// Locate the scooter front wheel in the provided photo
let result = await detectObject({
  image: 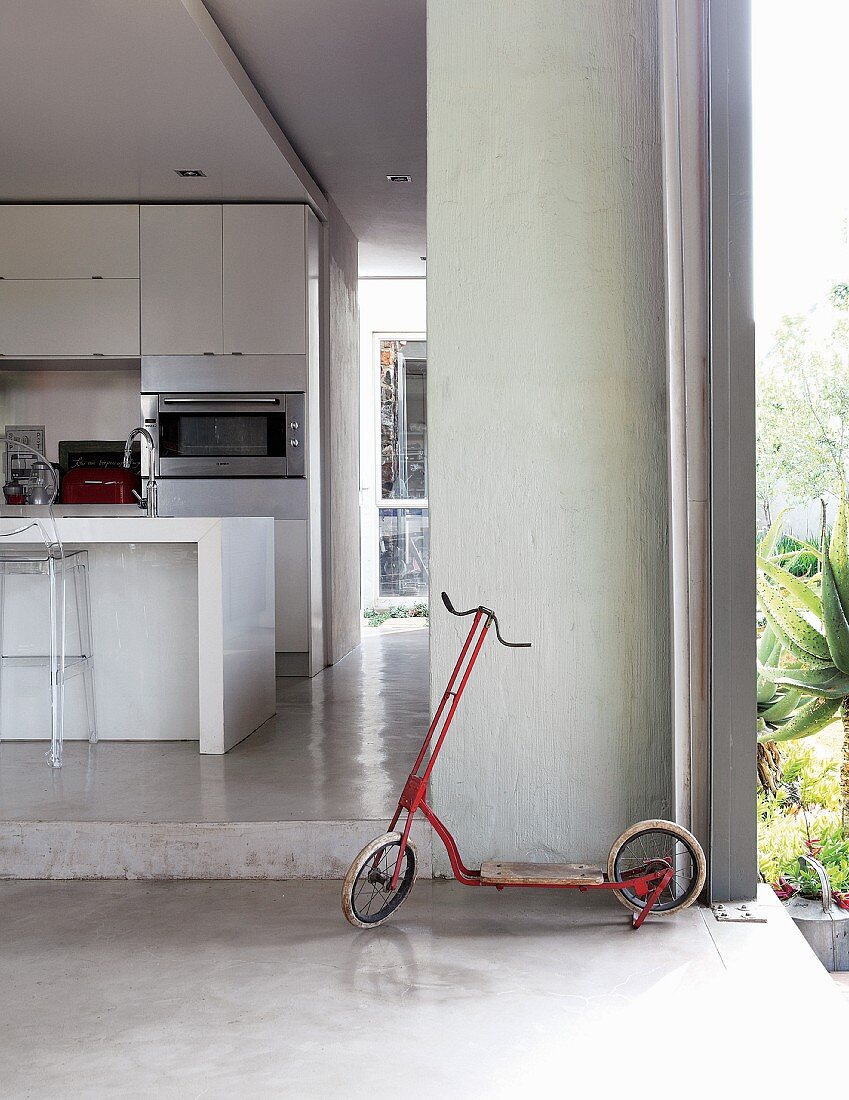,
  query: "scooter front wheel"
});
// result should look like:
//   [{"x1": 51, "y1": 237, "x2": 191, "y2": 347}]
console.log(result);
[
  {"x1": 342, "y1": 832, "x2": 418, "y2": 929},
  {"x1": 607, "y1": 819, "x2": 706, "y2": 917}
]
